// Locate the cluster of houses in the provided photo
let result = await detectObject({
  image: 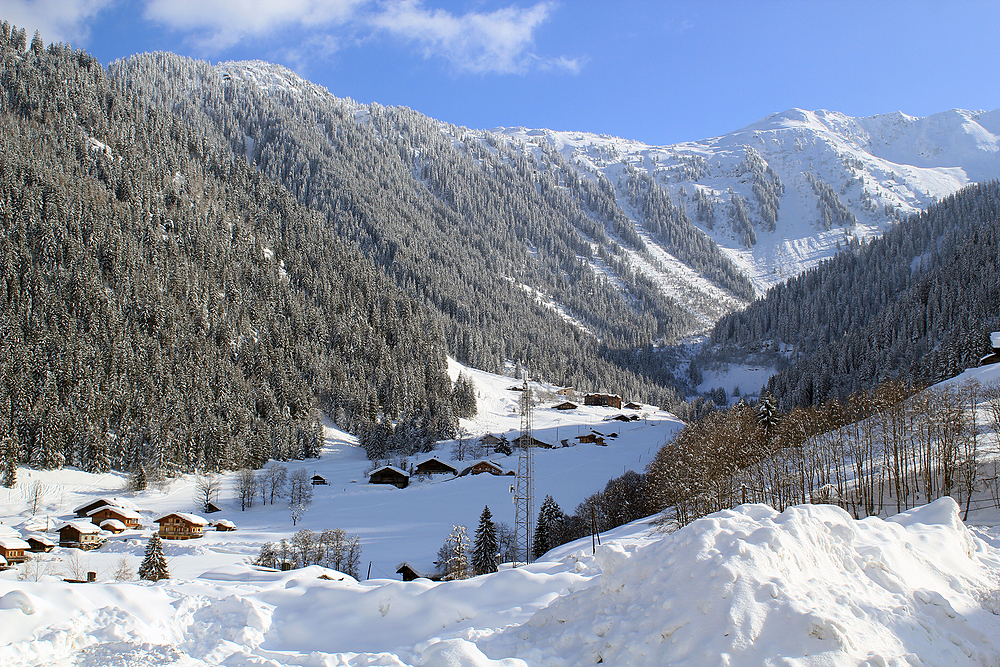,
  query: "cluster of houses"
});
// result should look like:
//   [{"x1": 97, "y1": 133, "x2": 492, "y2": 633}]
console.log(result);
[{"x1": 0, "y1": 496, "x2": 239, "y2": 571}]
